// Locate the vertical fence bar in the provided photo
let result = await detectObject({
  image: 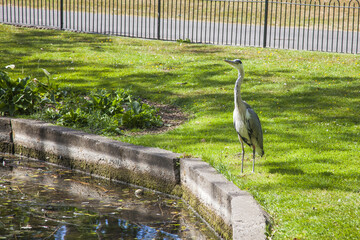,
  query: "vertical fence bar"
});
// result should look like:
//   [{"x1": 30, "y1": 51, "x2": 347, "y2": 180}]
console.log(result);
[
  {"x1": 356, "y1": 3, "x2": 360, "y2": 54},
  {"x1": 162, "y1": 0, "x2": 165, "y2": 39},
  {"x1": 18, "y1": 0, "x2": 21, "y2": 24},
  {"x1": 170, "y1": 0, "x2": 173, "y2": 39},
  {"x1": 41, "y1": 0, "x2": 43, "y2": 26},
  {"x1": 157, "y1": 0, "x2": 161, "y2": 39},
  {"x1": 14, "y1": 0, "x2": 16, "y2": 23},
  {"x1": 121, "y1": 0, "x2": 125, "y2": 36},
  {"x1": 263, "y1": 0, "x2": 269, "y2": 48},
  {"x1": 81, "y1": 0, "x2": 84, "y2": 32},
  {"x1": 215, "y1": 0, "x2": 218, "y2": 44},
  {"x1": 41, "y1": 1, "x2": 49, "y2": 26},
  {"x1": 351, "y1": 2, "x2": 355, "y2": 53},
  {"x1": 219, "y1": 0, "x2": 222, "y2": 44},
  {"x1": 196, "y1": 0, "x2": 199, "y2": 42},
  {"x1": 23, "y1": 0, "x2": 26, "y2": 25},
  {"x1": 5, "y1": 0, "x2": 7, "y2": 23},
  {"x1": 235, "y1": 0, "x2": 239, "y2": 45},
  {"x1": 223, "y1": 0, "x2": 226, "y2": 45},
  {"x1": 64, "y1": 0, "x2": 66, "y2": 29},
  {"x1": 230, "y1": 0, "x2": 234, "y2": 45},
  {"x1": 283, "y1": 0, "x2": 288, "y2": 49},
  {"x1": 306, "y1": 1, "x2": 311, "y2": 51},
  {"x1": 60, "y1": 0, "x2": 63, "y2": 29},
  {"x1": 204, "y1": 0, "x2": 208, "y2": 43},
  {"x1": 104, "y1": 0, "x2": 107, "y2": 34},
  {"x1": 335, "y1": 2, "x2": 340, "y2": 53},
  {"x1": 279, "y1": 1, "x2": 283, "y2": 49},
  {"x1": 136, "y1": 0, "x2": 139, "y2": 37},
  {"x1": 297, "y1": 1, "x2": 301, "y2": 50},
  {"x1": 183, "y1": 0, "x2": 186, "y2": 40},
  {"x1": 244, "y1": 0, "x2": 248, "y2": 45},
  {"x1": 1, "y1": 0, "x2": 3, "y2": 23},
  {"x1": 302, "y1": 1, "x2": 306, "y2": 50},
  {"x1": 131, "y1": 0, "x2": 133, "y2": 37},
  {"x1": 76, "y1": 0, "x2": 79, "y2": 31},
  {"x1": 53, "y1": 0, "x2": 55, "y2": 27},
  {"x1": 345, "y1": 2, "x2": 350, "y2": 53},
  {"x1": 188, "y1": 0, "x2": 190, "y2": 41},
  {"x1": 254, "y1": 0, "x2": 258, "y2": 46}
]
